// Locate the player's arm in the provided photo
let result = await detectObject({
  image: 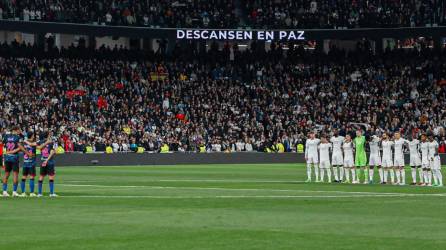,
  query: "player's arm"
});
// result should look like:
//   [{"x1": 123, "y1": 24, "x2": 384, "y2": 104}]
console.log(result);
[
  {"x1": 5, "y1": 148, "x2": 21, "y2": 154},
  {"x1": 17, "y1": 143, "x2": 33, "y2": 157},
  {"x1": 6, "y1": 144, "x2": 22, "y2": 154},
  {"x1": 434, "y1": 143, "x2": 439, "y2": 157},
  {"x1": 404, "y1": 139, "x2": 410, "y2": 152},
  {"x1": 24, "y1": 140, "x2": 38, "y2": 147},
  {"x1": 304, "y1": 140, "x2": 308, "y2": 159},
  {"x1": 36, "y1": 139, "x2": 51, "y2": 150},
  {"x1": 43, "y1": 148, "x2": 56, "y2": 165}
]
